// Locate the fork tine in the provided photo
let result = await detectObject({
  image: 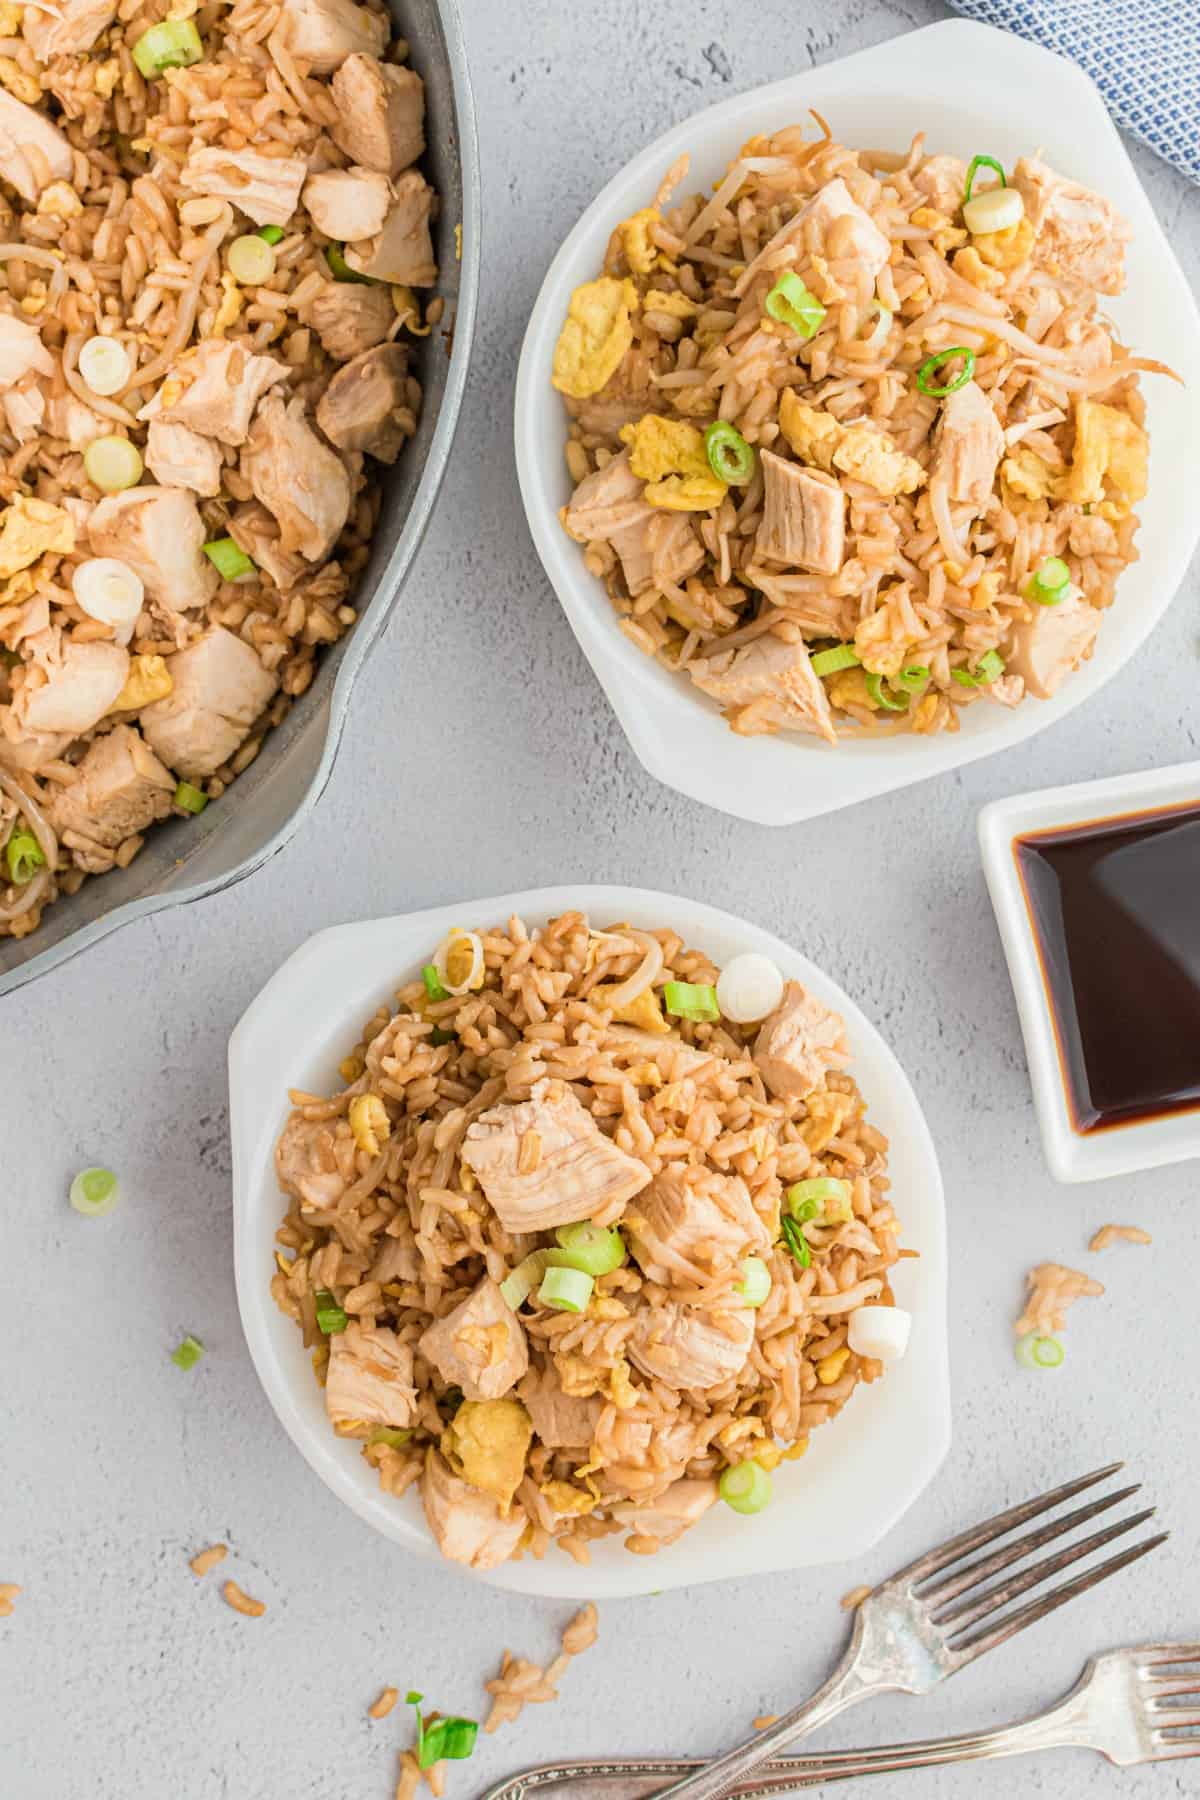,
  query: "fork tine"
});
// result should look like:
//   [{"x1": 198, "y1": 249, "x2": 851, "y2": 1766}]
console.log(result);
[
  {"x1": 950, "y1": 1530, "x2": 1168, "y2": 1663},
  {"x1": 1145, "y1": 1676, "x2": 1200, "y2": 1699},
  {"x1": 937, "y1": 1508, "x2": 1157, "y2": 1630},
  {"x1": 919, "y1": 1484, "x2": 1141, "y2": 1604},
  {"x1": 892, "y1": 1463, "x2": 1125, "y2": 1585},
  {"x1": 1138, "y1": 1644, "x2": 1200, "y2": 1667},
  {"x1": 1150, "y1": 1742, "x2": 1200, "y2": 1762}
]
